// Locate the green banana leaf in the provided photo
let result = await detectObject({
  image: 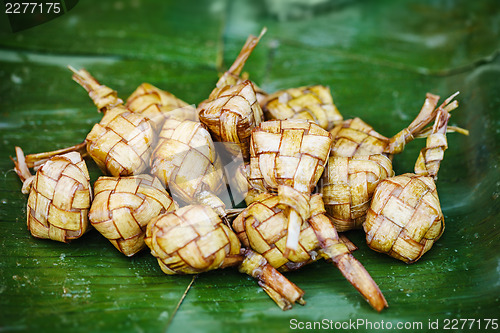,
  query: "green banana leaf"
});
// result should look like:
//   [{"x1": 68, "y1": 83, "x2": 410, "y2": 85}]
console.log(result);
[{"x1": 1, "y1": 0, "x2": 499, "y2": 332}]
